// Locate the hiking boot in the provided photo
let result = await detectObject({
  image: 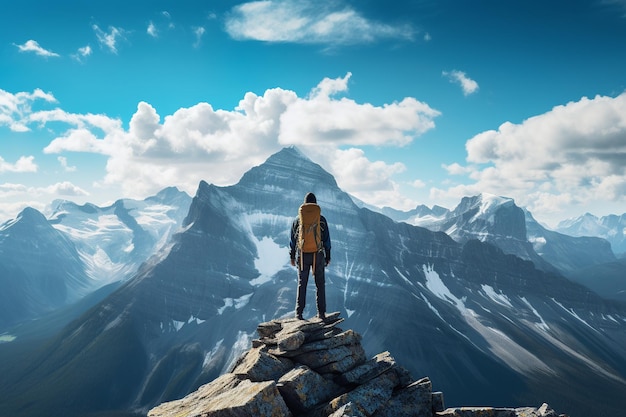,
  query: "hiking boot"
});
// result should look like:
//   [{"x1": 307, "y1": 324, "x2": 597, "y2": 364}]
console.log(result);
[{"x1": 296, "y1": 313, "x2": 304, "y2": 320}]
